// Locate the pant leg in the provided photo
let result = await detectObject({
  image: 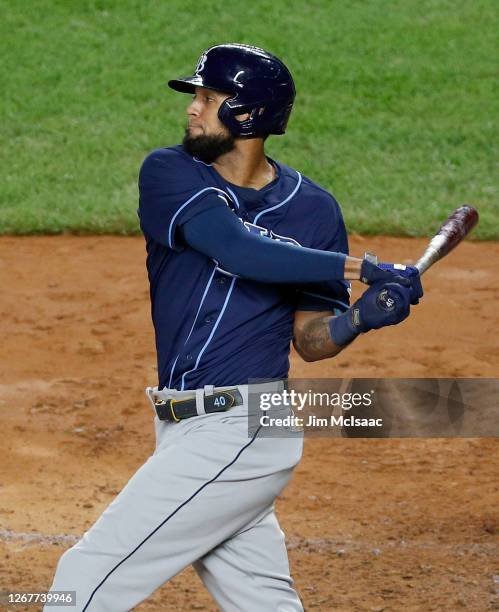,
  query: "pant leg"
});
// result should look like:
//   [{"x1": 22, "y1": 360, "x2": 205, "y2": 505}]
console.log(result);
[
  {"x1": 194, "y1": 505, "x2": 304, "y2": 612},
  {"x1": 46, "y1": 409, "x2": 303, "y2": 611}
]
